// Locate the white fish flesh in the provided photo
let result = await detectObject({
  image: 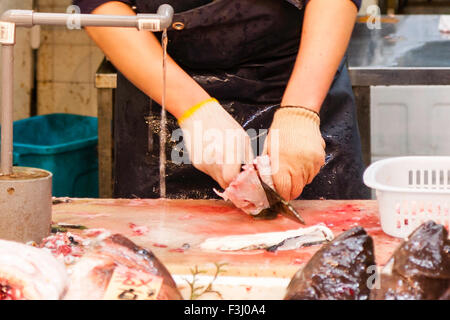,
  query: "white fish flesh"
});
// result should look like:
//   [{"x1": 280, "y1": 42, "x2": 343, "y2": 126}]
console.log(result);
[
  {"x1": 200, "y1": 225, "x2": 334, "y2": 251},
  {"x1": 214, "y1": 155, "x2": 274, "y2": 216},
  {"x1": 0, "y1": 239, "x2": 68, "y2": 300}
]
